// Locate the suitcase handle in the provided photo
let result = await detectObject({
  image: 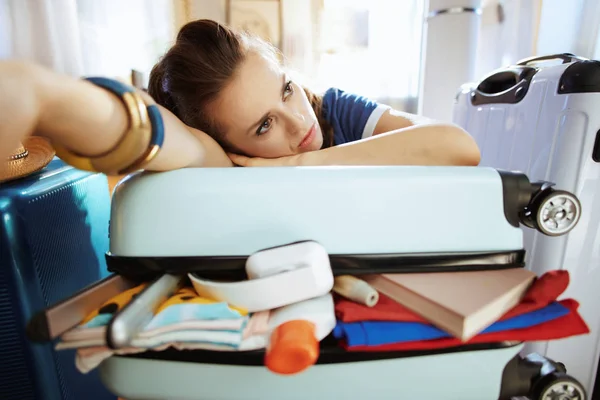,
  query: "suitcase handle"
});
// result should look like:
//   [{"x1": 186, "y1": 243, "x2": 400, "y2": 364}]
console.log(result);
[
  {"x1": 516, "y1": 53, "x2": 586, "y2": 66},
  {"x1": 471, "y1": 67, "x2": 536, "y2": 106}
]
